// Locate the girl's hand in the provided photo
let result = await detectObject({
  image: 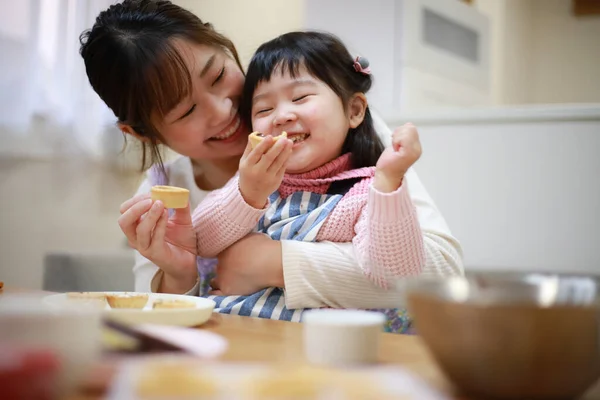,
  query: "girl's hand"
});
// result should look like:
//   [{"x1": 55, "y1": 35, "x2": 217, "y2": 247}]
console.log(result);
[
  {"x1": 118, "y1": 193, "x2": 198, "y2": 287},
  {"x1": 374, "y1": 123, "x2": 422, "y2": 193},
  {"x1": 238, "y1": 136, "x2": 293, "y2": 209}
]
